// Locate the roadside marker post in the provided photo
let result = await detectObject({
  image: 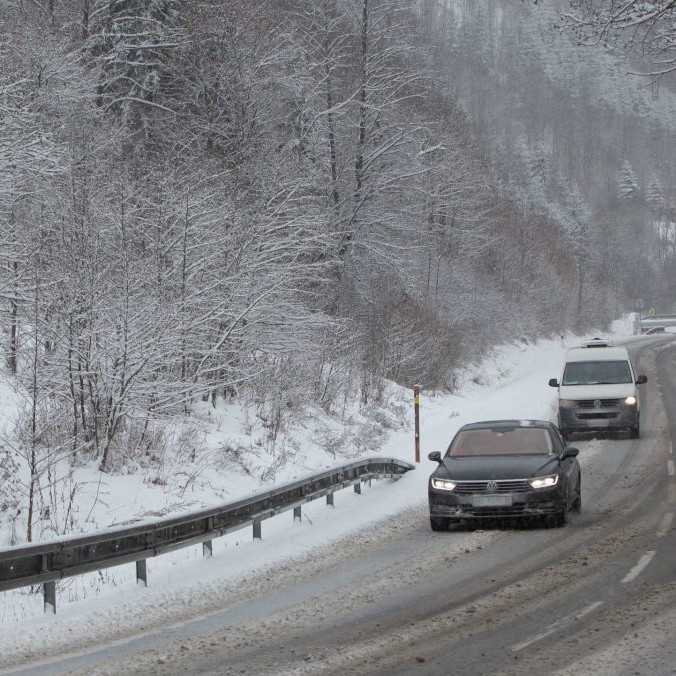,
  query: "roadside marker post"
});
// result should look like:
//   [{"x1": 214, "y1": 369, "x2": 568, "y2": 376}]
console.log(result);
[{"x1": 414, "y1": 384, "x2": 421, "y2": 464}]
